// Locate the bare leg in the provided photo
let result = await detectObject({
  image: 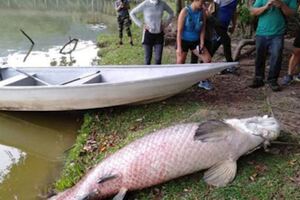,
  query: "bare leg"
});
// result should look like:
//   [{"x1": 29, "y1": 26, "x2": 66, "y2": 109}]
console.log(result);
[
  {"x1": 288, "y1": 48, "x2": 300, "y2": 75},
  {"x1": 176, "y1": 51, "x2": 188, "y2": 64}
]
